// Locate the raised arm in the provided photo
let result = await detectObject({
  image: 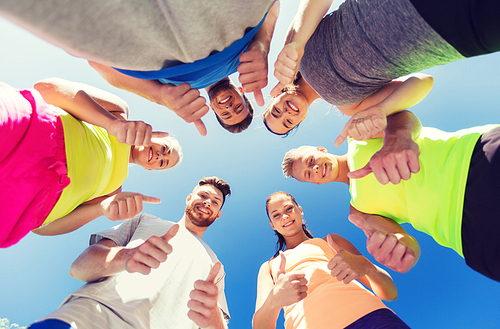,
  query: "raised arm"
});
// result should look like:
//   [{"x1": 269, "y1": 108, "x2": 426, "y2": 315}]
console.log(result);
[
  {"x1": 271, "y1": 0, "x2": 334, "y2": 95},
  {"x1": 88, "y1": 61, "x2": 209, "y2": 136},
  {"x1": 34, "y1": 77, "x2": 154, "y2": 145},
  {"x1": 31, "y1": 192, "x2": 161, "y2": 236},
  {"x1": 69, "y1": 224, "x2": 178, "y2": 282},
  {"x1": 253, "y1": 253, "x2": 308, "y2": 329},
  {"x1": 238, "y1": 1, "x2": 280, "y2": 106},
  {"x1": 348, "y1": 110, "x2": 422, "y2": 184},
  {"x1": 335, "y1": 73, "x2": 433, "y2": 145},
  {"x1": 349, "y1": 206, "x2": 421, "y2": 274},
  {"x1": 325, "y1": 233, "x2": 397, "y2": 301}
]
